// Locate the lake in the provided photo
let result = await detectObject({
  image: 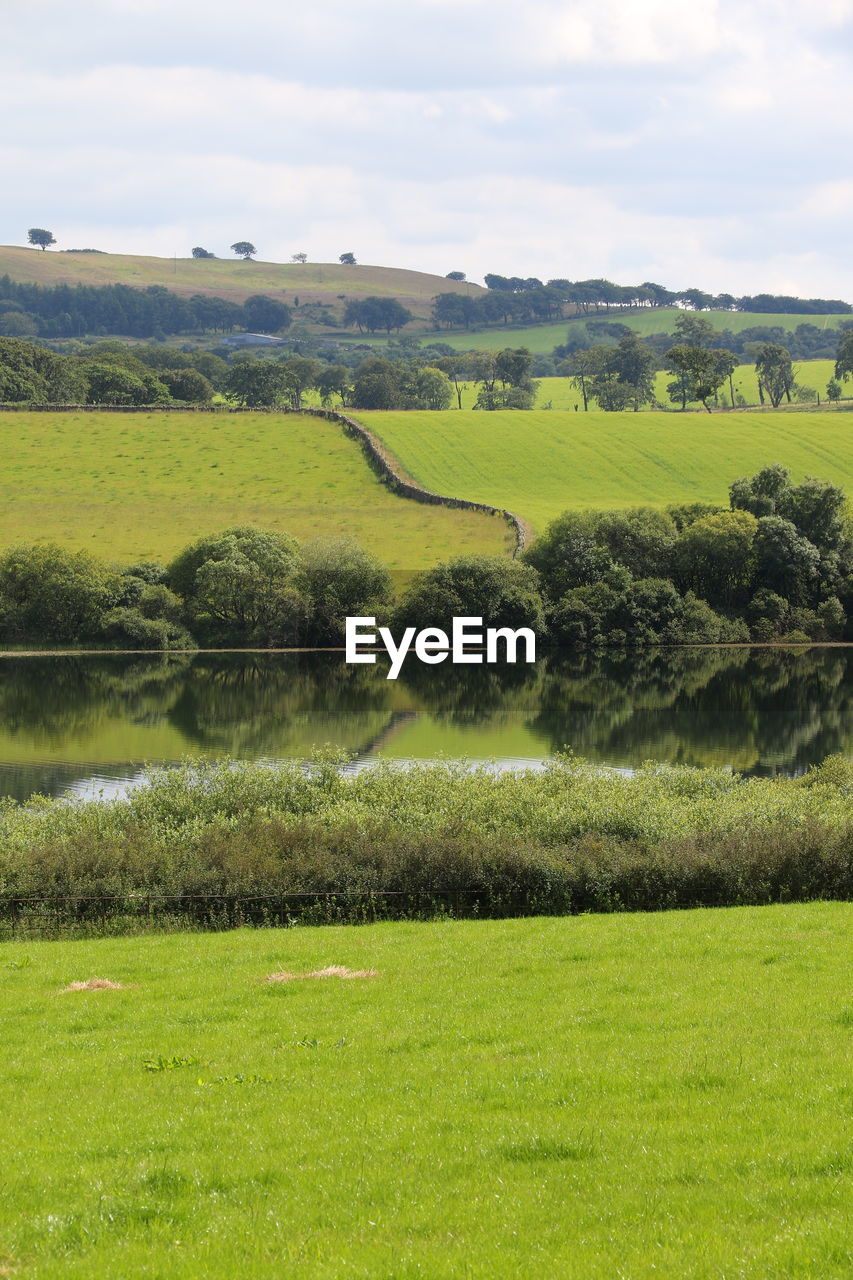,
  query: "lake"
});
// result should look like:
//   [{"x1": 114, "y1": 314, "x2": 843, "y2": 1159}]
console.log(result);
[{"x1": 0, "y1": 647, "x2": 850, "y2": 801}]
